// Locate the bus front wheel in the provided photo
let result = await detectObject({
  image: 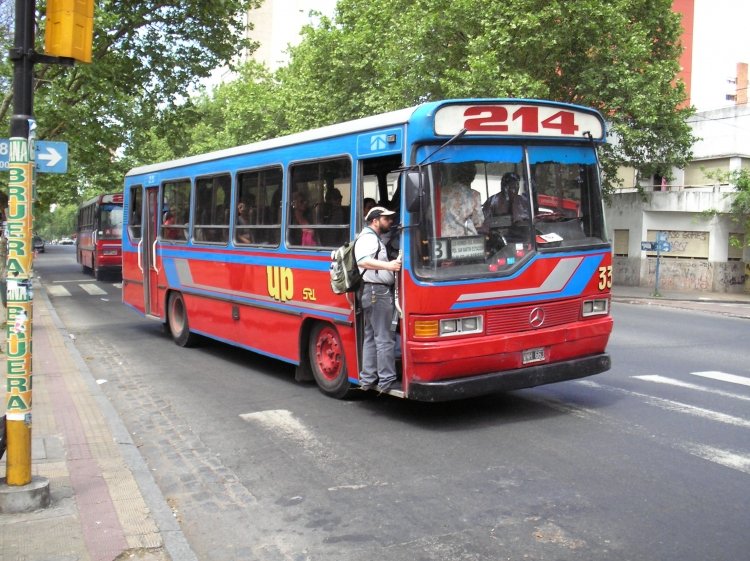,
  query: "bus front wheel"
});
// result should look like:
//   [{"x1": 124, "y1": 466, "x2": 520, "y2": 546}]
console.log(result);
[
  {"x1": 308, "y1": 323, "x2": 352, "y2": 399},
  {"x1": 167, "y1": 292, "x2": 199, "y2": 348}
]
